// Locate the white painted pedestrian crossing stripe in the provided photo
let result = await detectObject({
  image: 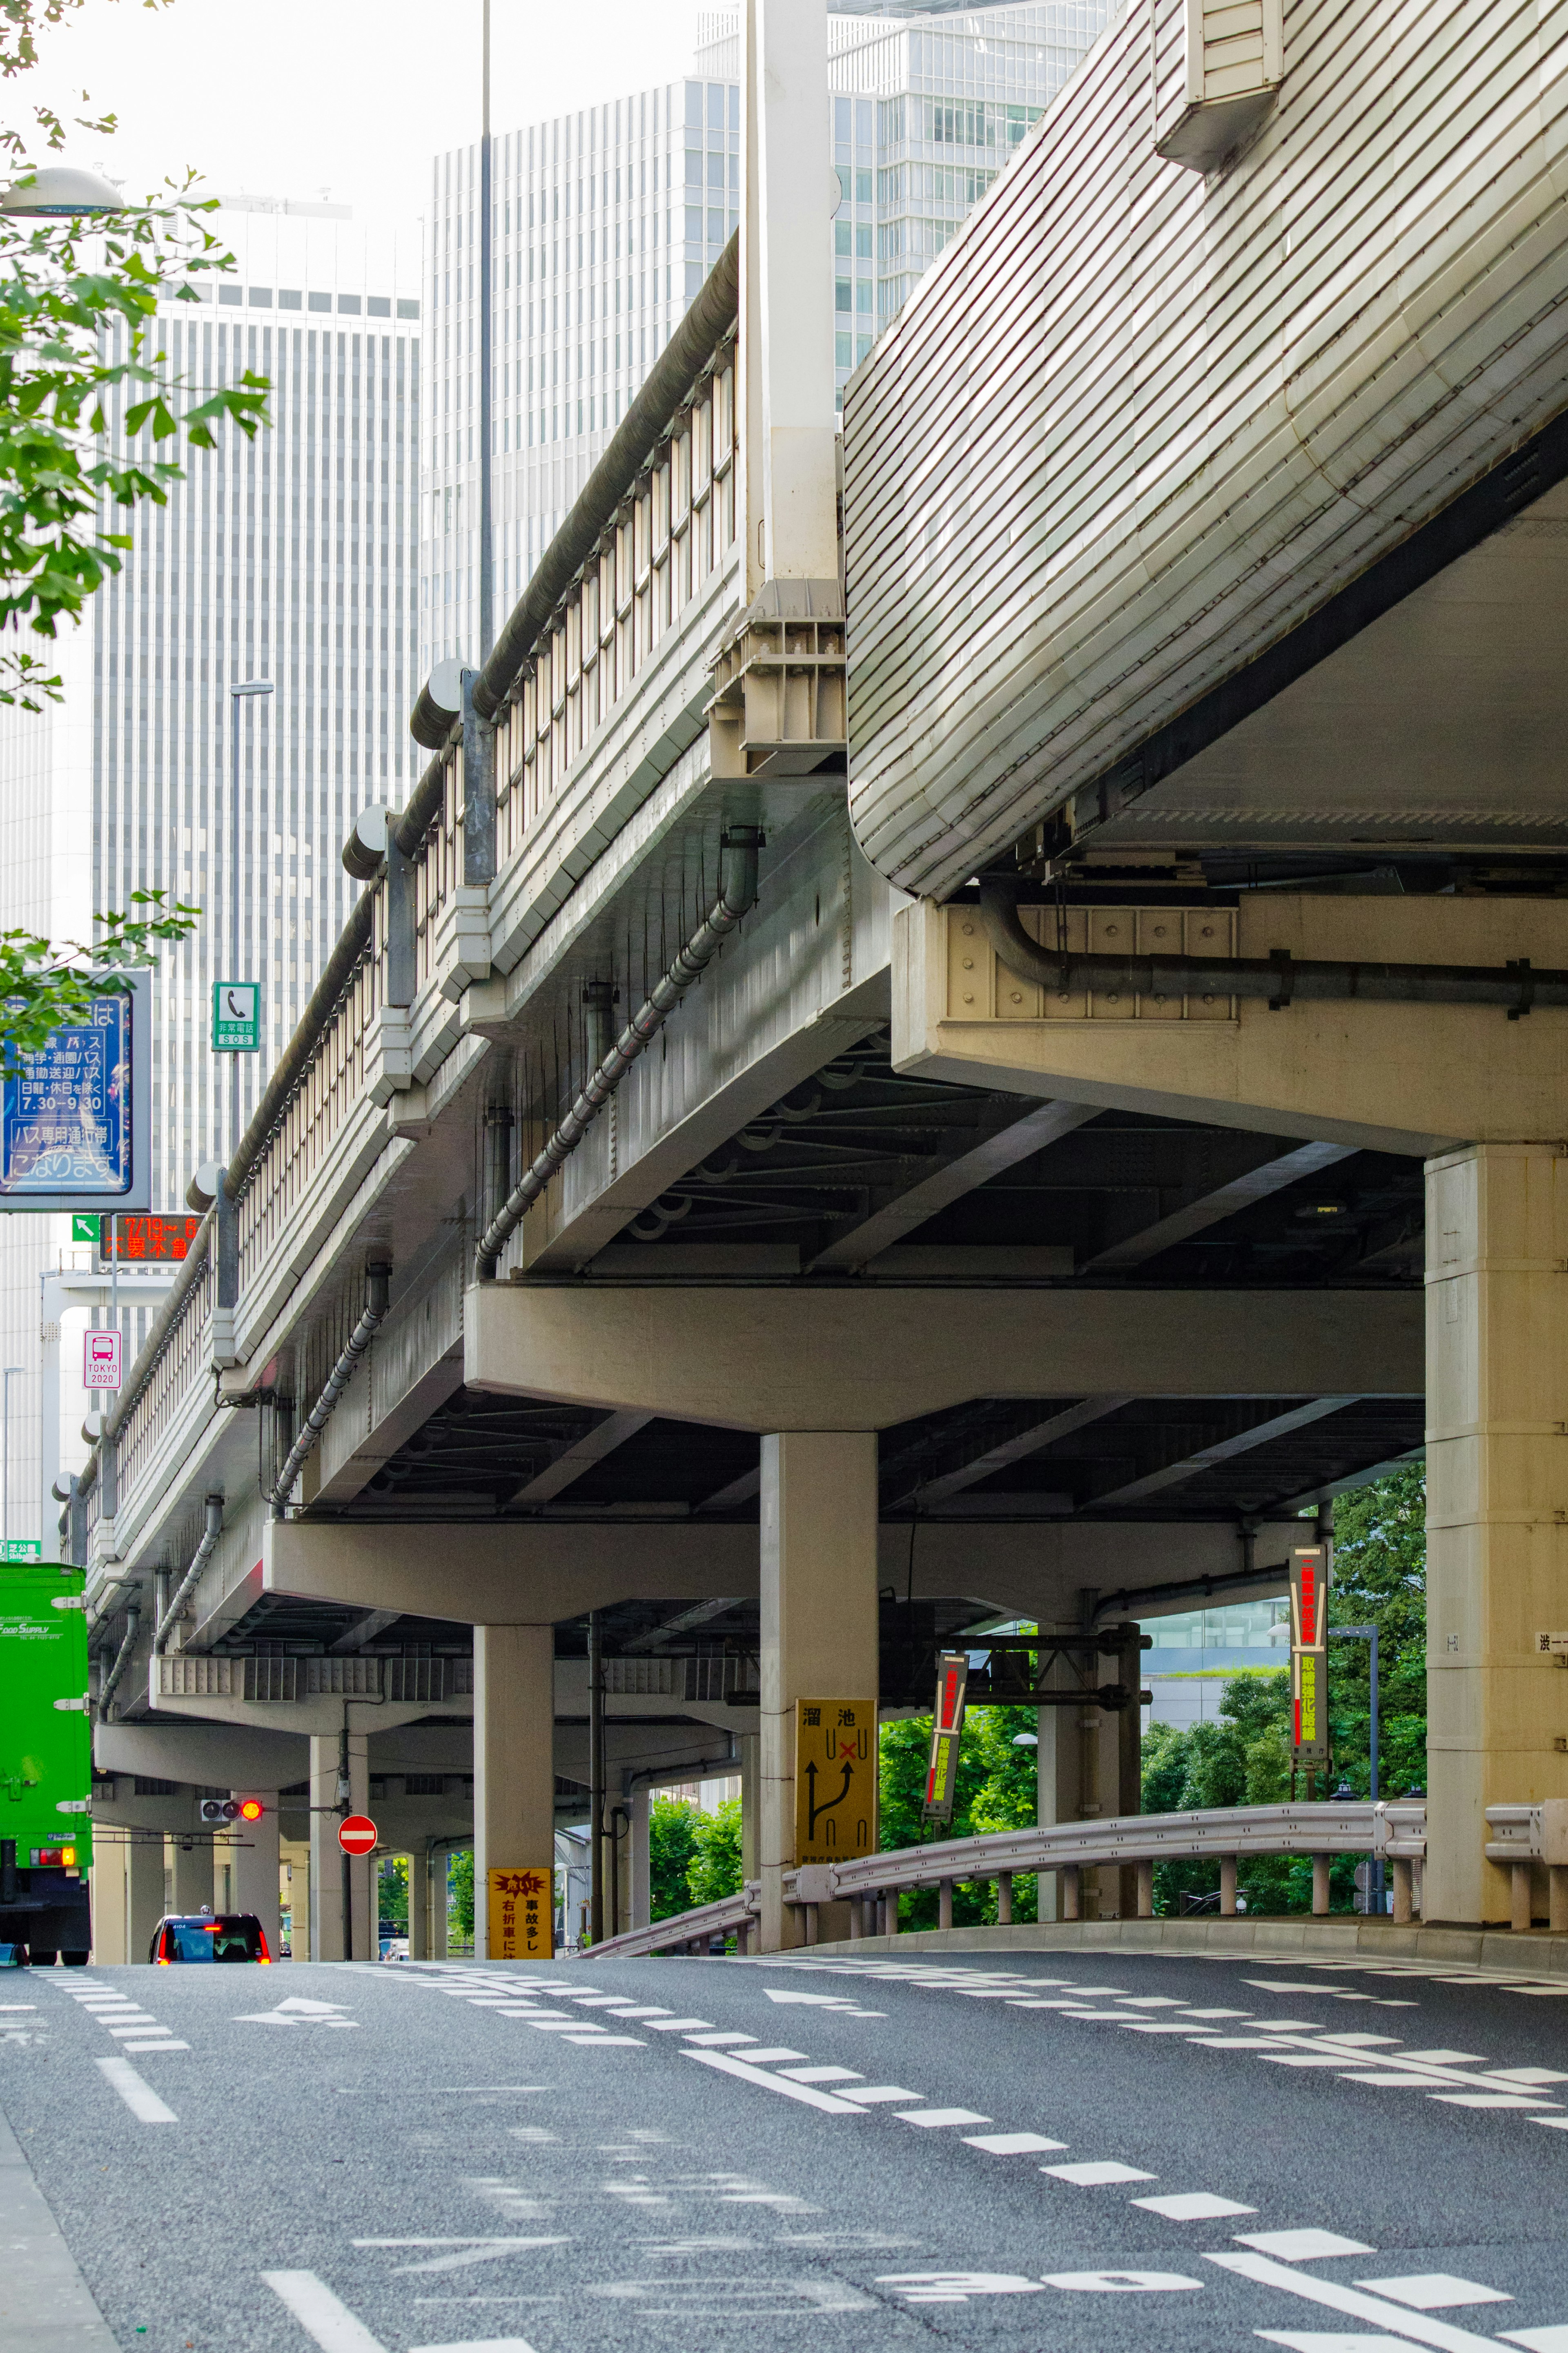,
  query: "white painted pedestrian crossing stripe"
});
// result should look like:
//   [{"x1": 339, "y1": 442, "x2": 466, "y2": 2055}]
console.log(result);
[
  {"x1": 1355, "y1": 2278, "x2": 1511, "y2": 2310},
  {"x1": 1236, "y1": 2233, "x2": 1376, "y2": 2262},
  {"x1": 1135, "y1": 2192, "x2": 1257, "y2": 2221},
  {"x1": 1045, "y1": 2160, "x2": 1156, "y2": 2185}
]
